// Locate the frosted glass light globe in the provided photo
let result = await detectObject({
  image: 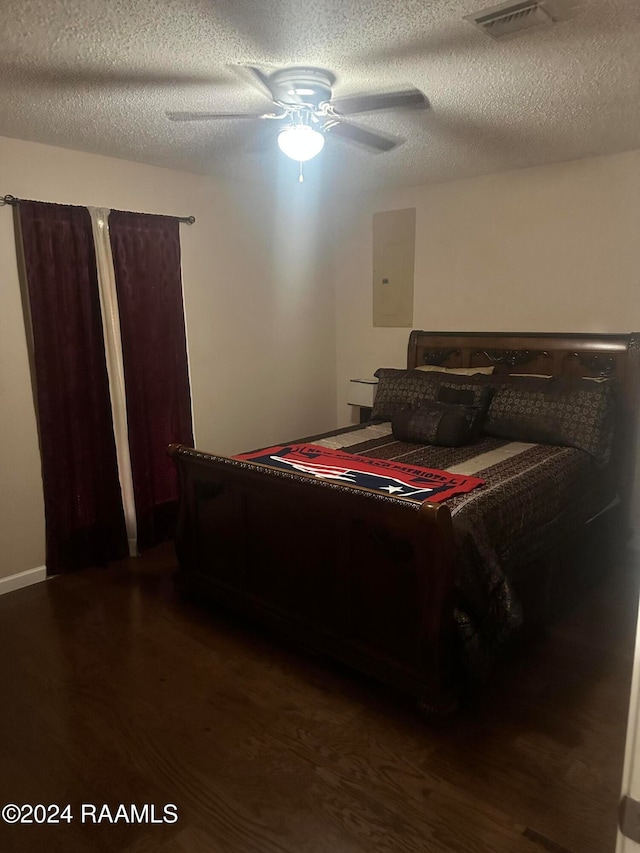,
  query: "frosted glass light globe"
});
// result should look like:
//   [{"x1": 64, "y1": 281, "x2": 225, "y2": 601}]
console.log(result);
[{"x1": 277, "y1": 125, "x2": 325, "y2": 162}]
